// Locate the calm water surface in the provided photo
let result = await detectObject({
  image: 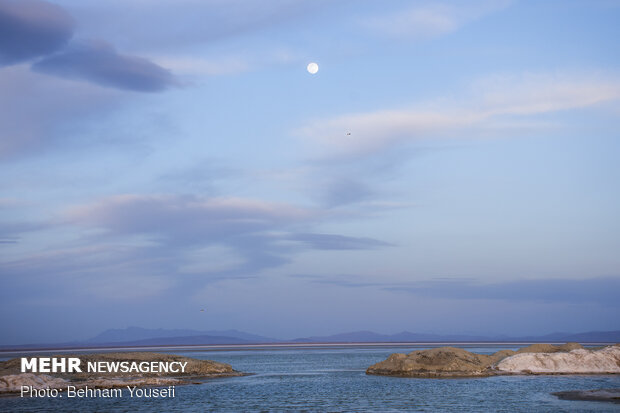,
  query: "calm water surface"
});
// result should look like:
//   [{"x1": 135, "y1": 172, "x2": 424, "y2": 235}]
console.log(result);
[{"x1": 1, "y1": 345, "x2": 619, "y2": 412}]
